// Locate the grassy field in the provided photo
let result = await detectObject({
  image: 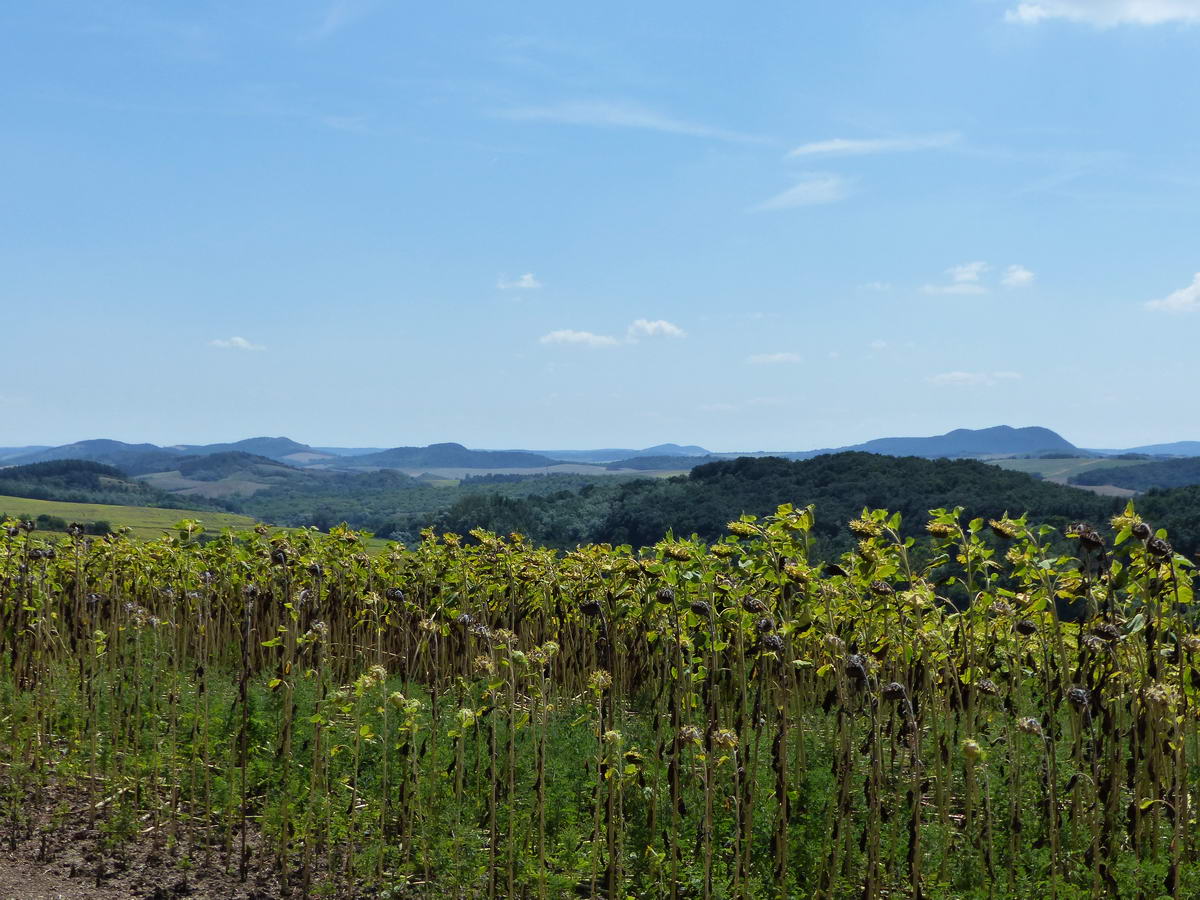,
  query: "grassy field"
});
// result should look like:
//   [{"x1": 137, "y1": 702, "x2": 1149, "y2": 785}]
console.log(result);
[
  {"x1": 0, "y1": 494, "x2": 258, "y2": 540},
  {"x1": 989, "y1": 455, "x2": 1150, "y2": 485},
  {"x1": 0, "y1": 494, "x2": 399, "y2": 551}
]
